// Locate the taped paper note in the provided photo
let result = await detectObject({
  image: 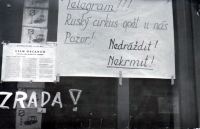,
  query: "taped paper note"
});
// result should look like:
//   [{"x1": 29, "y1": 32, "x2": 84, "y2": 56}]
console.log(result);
[
  {"x1": 1, "y1": 43, "x2": 56, "y2": 82},
  {"x1": 56, "y1": 0, "x2": 175, "y2": 79},
  {"x1": 24, "y1": 0, "x2": 49, "y2": 8},
  {"x1": 16, "y1": 109, "x2": 42, "y2": 129},
  {"x1": 21, "y1": 27, "x2": 48, "y2": 44},
  {"x1": 23, "y1": 8, "x2": 48, "y2": 28}
]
